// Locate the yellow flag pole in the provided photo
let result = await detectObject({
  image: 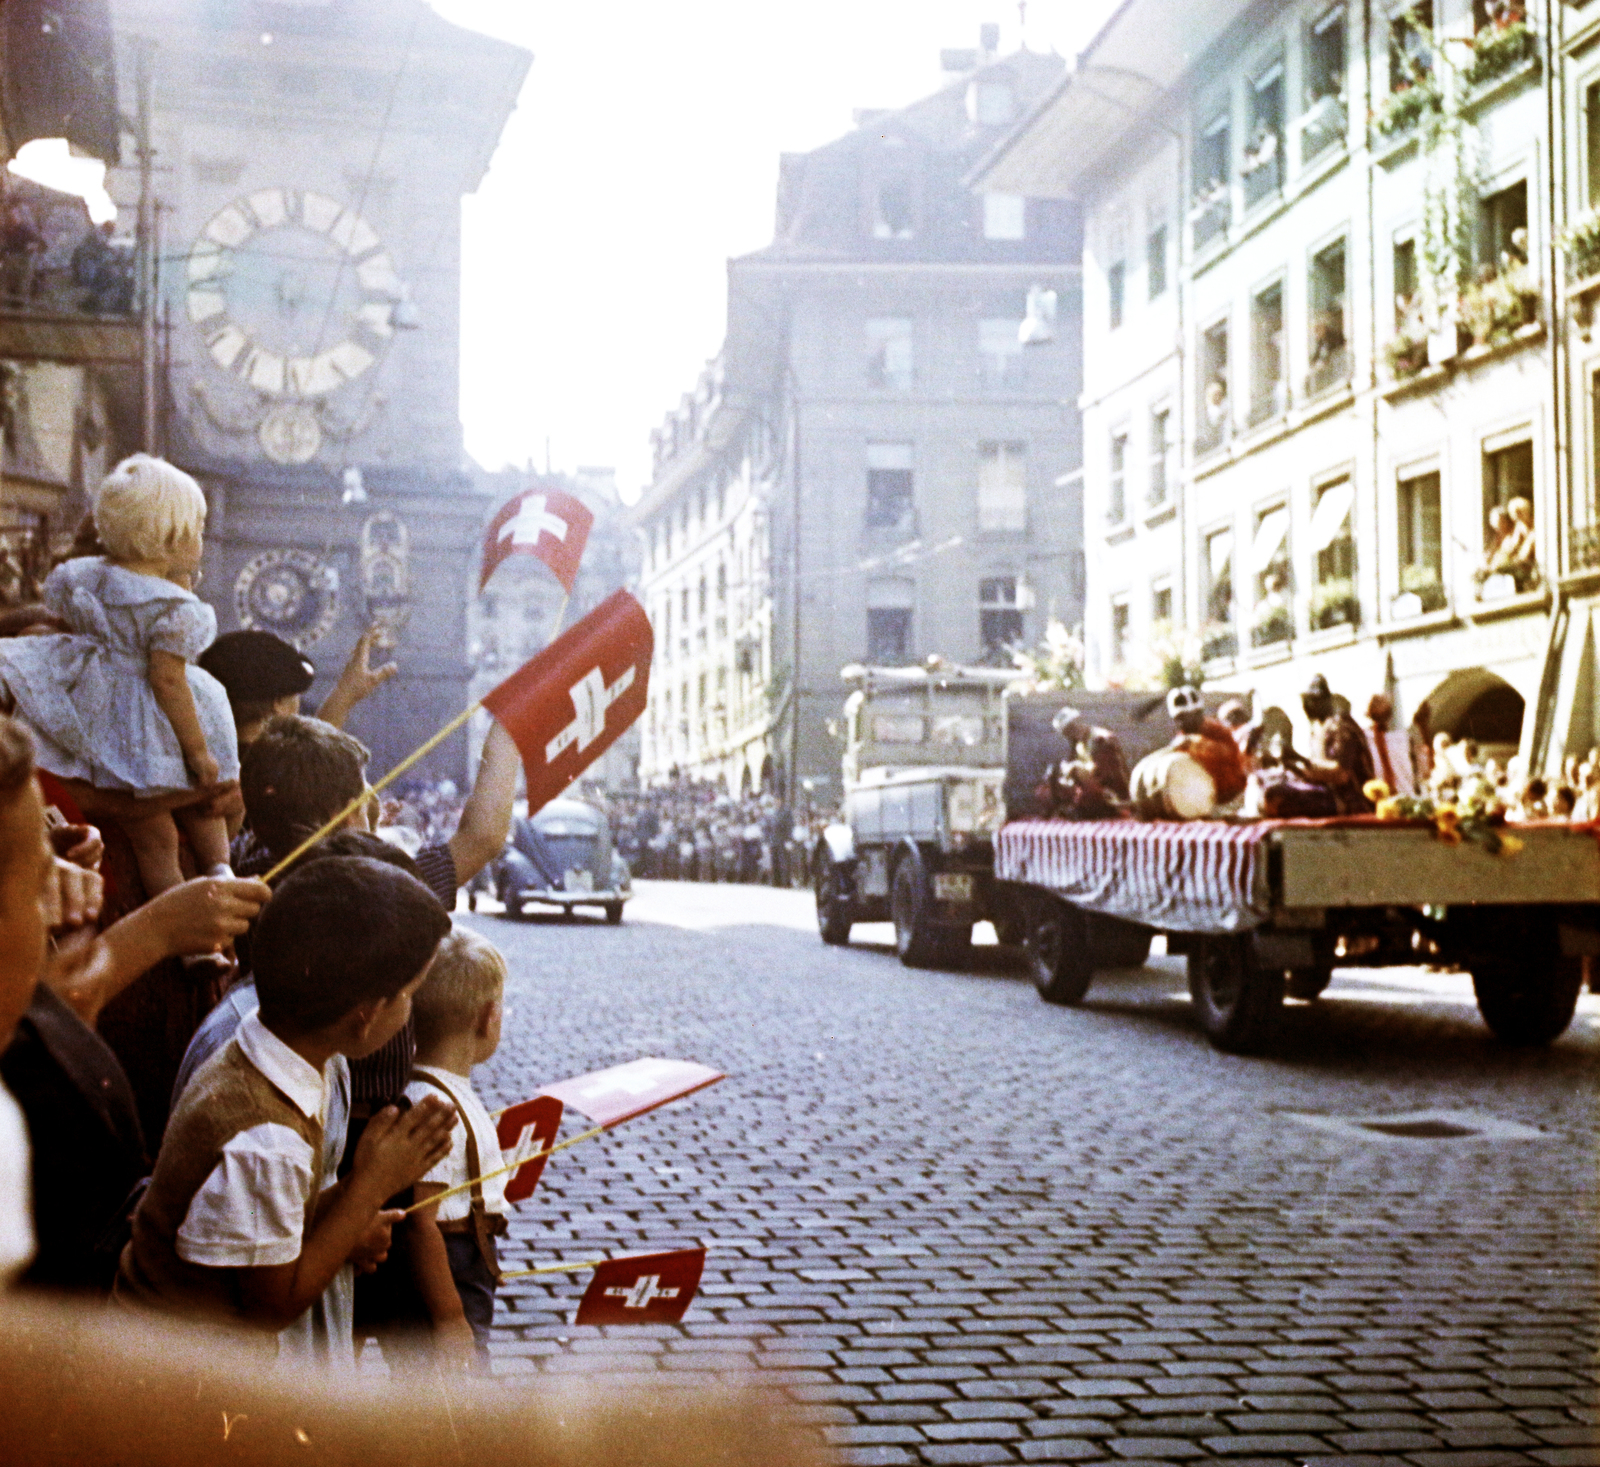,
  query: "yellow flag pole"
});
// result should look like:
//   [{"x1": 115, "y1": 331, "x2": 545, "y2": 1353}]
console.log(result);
[
  {"x1": 399, "y1": 1121, "x2": 608, "y2": 1217},
  {"x1": 262, "y1": 699, "x2": 482, "y2": 884},
  {"x1": 548, "y1": 591, "x2": 570, "y2": 644},
  {"x1": 498, "y1": 1257, "x2": 608, "y2": 1282}
]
